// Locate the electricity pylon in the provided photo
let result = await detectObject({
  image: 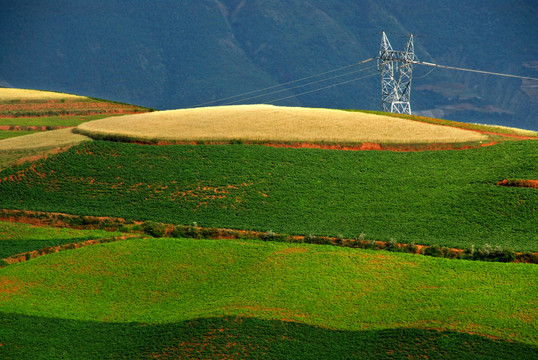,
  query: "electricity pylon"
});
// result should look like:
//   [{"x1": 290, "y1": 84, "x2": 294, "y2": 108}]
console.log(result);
[{"x1": 377, "y1": 31, "x2": 416, "y2": 114}]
